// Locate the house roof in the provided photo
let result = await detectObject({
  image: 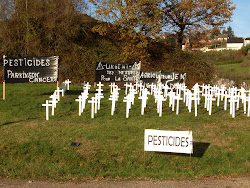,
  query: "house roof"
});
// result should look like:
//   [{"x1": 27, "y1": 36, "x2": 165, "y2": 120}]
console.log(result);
[
  {"x1": 227, "y1": 38, "x2": 244, "y2": 43},
  {"x1": 214, "y1": 34, "x2": 228, "y2": 39},
  {"x1": 245, "y1": 37, "x2": 250, "y2": 40}
]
